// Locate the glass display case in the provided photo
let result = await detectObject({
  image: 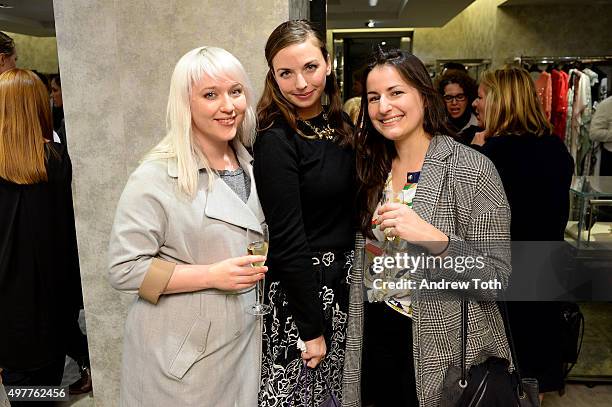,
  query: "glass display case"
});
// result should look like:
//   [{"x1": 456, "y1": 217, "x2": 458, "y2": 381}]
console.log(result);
[{"x1": 566, "y1": 176, "x2": 612, "y2": 249}]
